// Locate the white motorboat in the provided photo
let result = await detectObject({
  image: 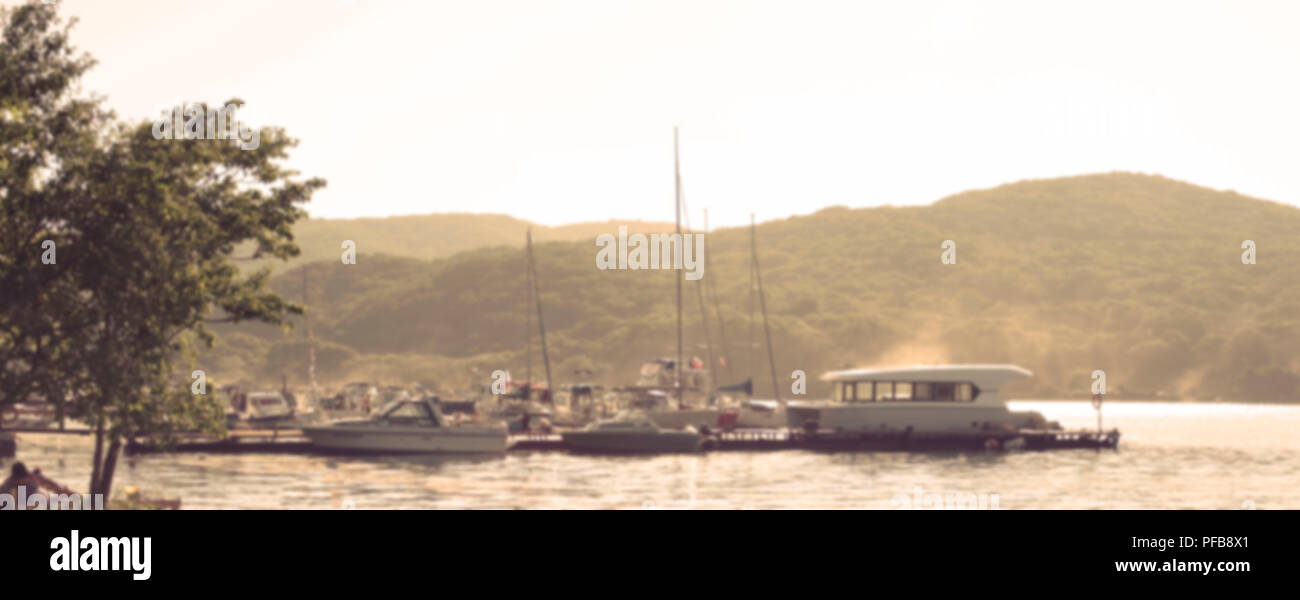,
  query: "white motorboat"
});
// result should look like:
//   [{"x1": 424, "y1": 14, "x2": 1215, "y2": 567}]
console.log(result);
[
  {"x1": 786, "y1": 365, "x2": 1048, "y2": 433},
  {"x1": 225, "y1": 390, "x2": 295, "y2": 427},
  {"x1": 562, "y1": 412, "x2": 704, "y2": 453},
  {"x1": 301, "y1": 396, "x2": 510, "y2": 453}
]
